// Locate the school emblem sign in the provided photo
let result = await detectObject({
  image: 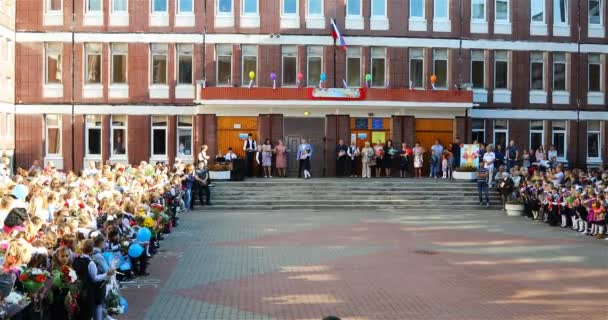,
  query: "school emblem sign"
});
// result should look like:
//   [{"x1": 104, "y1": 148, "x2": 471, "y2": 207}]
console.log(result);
[{"x1": 308, "y1": 88, "x2": 365, "y2": 100}]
